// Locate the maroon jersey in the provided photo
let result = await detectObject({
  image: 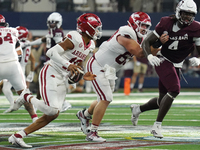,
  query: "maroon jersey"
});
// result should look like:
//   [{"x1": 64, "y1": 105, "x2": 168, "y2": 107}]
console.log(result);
[
  {"x1": 155, "y1": 16, "x2": 200, "y2": 63},
  {"x1": 46, "y1": 28, "x2": 64, "y2": 51},
  {"x1": 46, "y1": 28, "x2": 64, "y2": 61}
]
